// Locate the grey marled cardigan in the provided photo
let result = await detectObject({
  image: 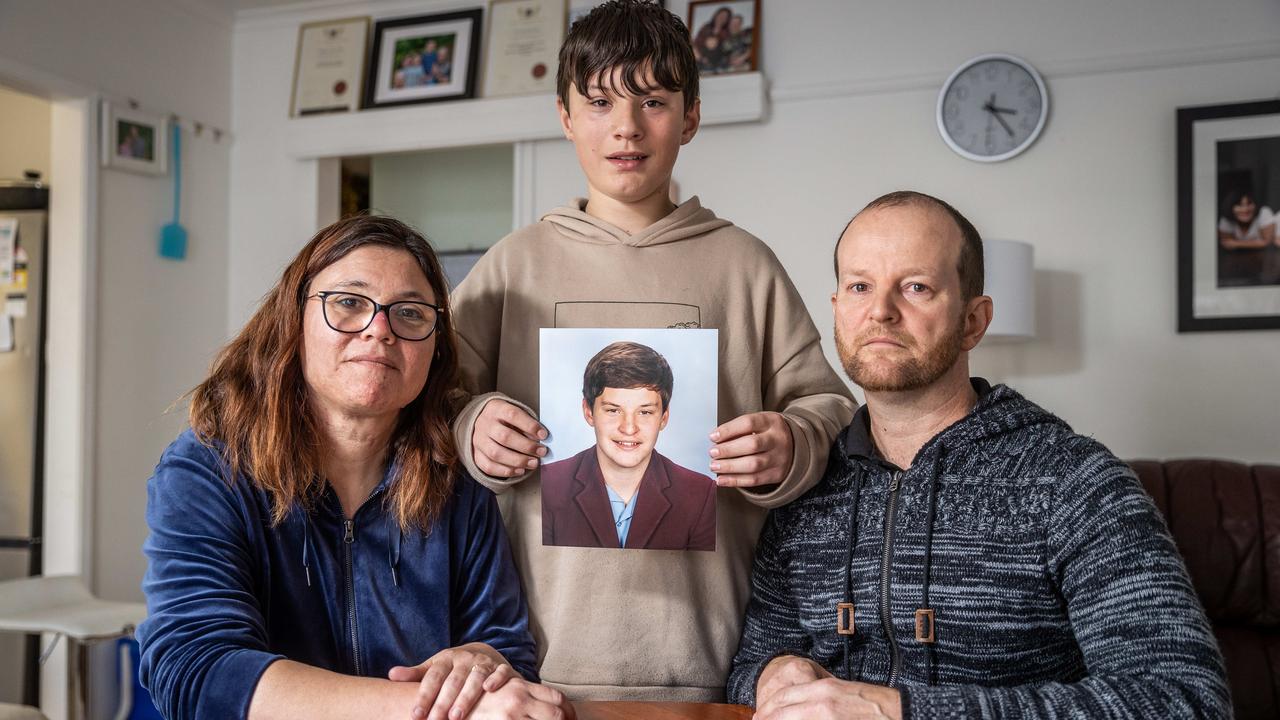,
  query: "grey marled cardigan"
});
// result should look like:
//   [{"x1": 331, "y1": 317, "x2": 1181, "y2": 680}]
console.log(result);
[{"x1": 727, "y1": 380, "x2": 1229, "y2": 719}]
